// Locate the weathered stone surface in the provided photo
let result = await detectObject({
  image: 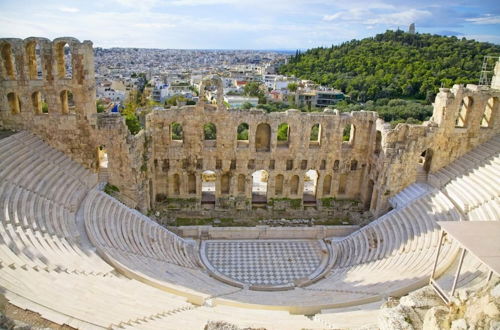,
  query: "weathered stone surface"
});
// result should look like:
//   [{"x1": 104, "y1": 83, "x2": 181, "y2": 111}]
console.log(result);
[
  {"x1": 450, "y1": 318, "x2": 467, "y2": 330},
  {"x1": 1, "y1": 36, "x2": 499, "y2": 219},
  {"x1": 379, "y1": 305, "x2": 416, "y2": 330},
  {"x1": 399, "y1": 286, "x2": 444, "y2": 309},
  {"x1": 423, "y1": 306, "x2": 450, "y2": 330}
]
